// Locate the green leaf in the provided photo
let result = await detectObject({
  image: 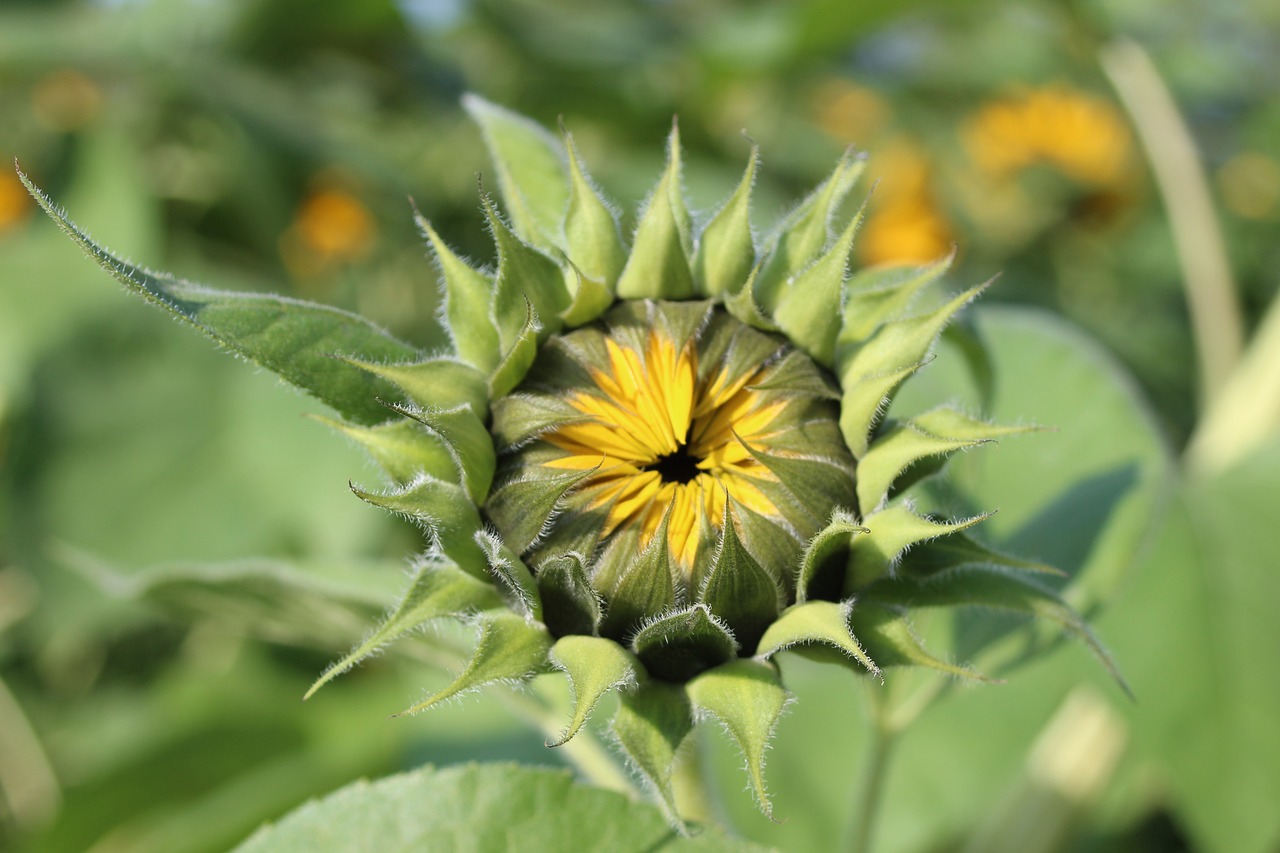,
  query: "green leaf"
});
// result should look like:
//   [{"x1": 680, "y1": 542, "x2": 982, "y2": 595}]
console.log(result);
[
  {"x1": 234, "y1": 762, "x2": 759, "y2": 852},
  {"x1": 694, "y1": 147, "x2": 758, "y2": 297},
  {"x1": 697, "y1": 503, "x2": 783, "y2": 653},
  {"x1": 308, "y1": 415, "x2": 455, "y2": 486},
  {"x1": 563, "y1": 128, "x2": 627, "y2": 287},
  {"x1": 22, "y1": 171, "x2": 421, "y2": 425},
  {"x1": 631, "y1": 605, "x2": 737, "y2": 683},
  {"x1": 755, "y1": 150, "x2": 865, "y2": 311},
  {"x1": 757, "y1": 600, "x2": 879, "y2": 677},
  {"x1": 852, "y1": 602, "x2": 991, "y2": 681},
  {"x1": 351, "y1": 475, "x2": 487, "y2": 575},
  {"x1": 387, "y1": 403, "x2": 495, "y2": 503},
  {"x1": 485, "y1": 468, "x2": 598, "y2": 555},
  {"x1": 398, "y1": 612, "x2": 552, "y2": 715},
  {"x1": 847, "y1": 505, "x2": 992, "y2": 590},
  {"x1": 338, "y1": 353, "x2": 491, "y2": 419},
  {"x1": 548, "y1": 635, "x2": 640, "y2": 746},
  {"x1": 796, "y1": 511, "x2": 867, "y2": 603},
  {"x1": 462, "y1": 94, "x2": 569, "y2": 248},
  {"x1": 863, "y1": 567, "x2": 1128, "y2": 695},
  {"x1": 474, "y1": 529, "x2": 542, "y2": 623},
  {"x1": 616, "y1": 124, "x2": 695, "y2": 300},
  {"x1": 537, "y1": 553, "x2": 604, "y2": 638},
  {"x1": 305, "y1": 560, "x2": 500, "y2": 699},
  {"x1": 415, "y1": 214, "x2": 501, "y2": 373},
  {"x1": 611, "y1": 682, "x2": 694, "y2": 826},
  {"x1": 686, "y1": 659, "x2": 789, "y2": 818},
  {"x1": 771, "y1": 201, "x2": 864, "y2": 367}
]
